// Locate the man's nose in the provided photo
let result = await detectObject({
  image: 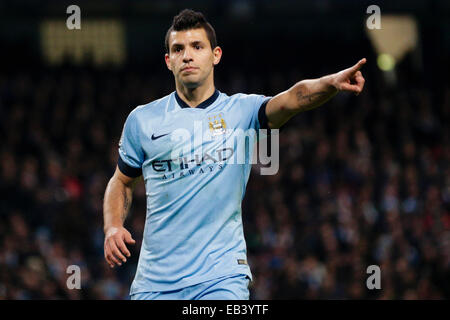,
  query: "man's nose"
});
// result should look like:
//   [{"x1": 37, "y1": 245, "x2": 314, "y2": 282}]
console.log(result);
[{"x1": 182, "y1": 47, "x2": 193, "y2": 63}]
